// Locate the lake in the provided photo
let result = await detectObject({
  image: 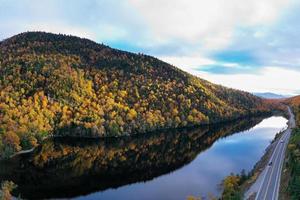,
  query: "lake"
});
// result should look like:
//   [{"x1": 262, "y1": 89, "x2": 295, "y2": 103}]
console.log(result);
[{"x1": 0, "y1": 116, "x2": 287, "y2": 200}]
